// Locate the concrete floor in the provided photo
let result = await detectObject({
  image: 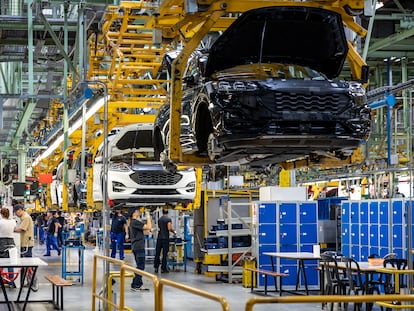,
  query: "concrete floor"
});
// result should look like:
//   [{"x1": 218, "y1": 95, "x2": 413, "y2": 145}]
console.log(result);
[{"x1": 0, "y1": 242, "x2": 382, "y2": 311}]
